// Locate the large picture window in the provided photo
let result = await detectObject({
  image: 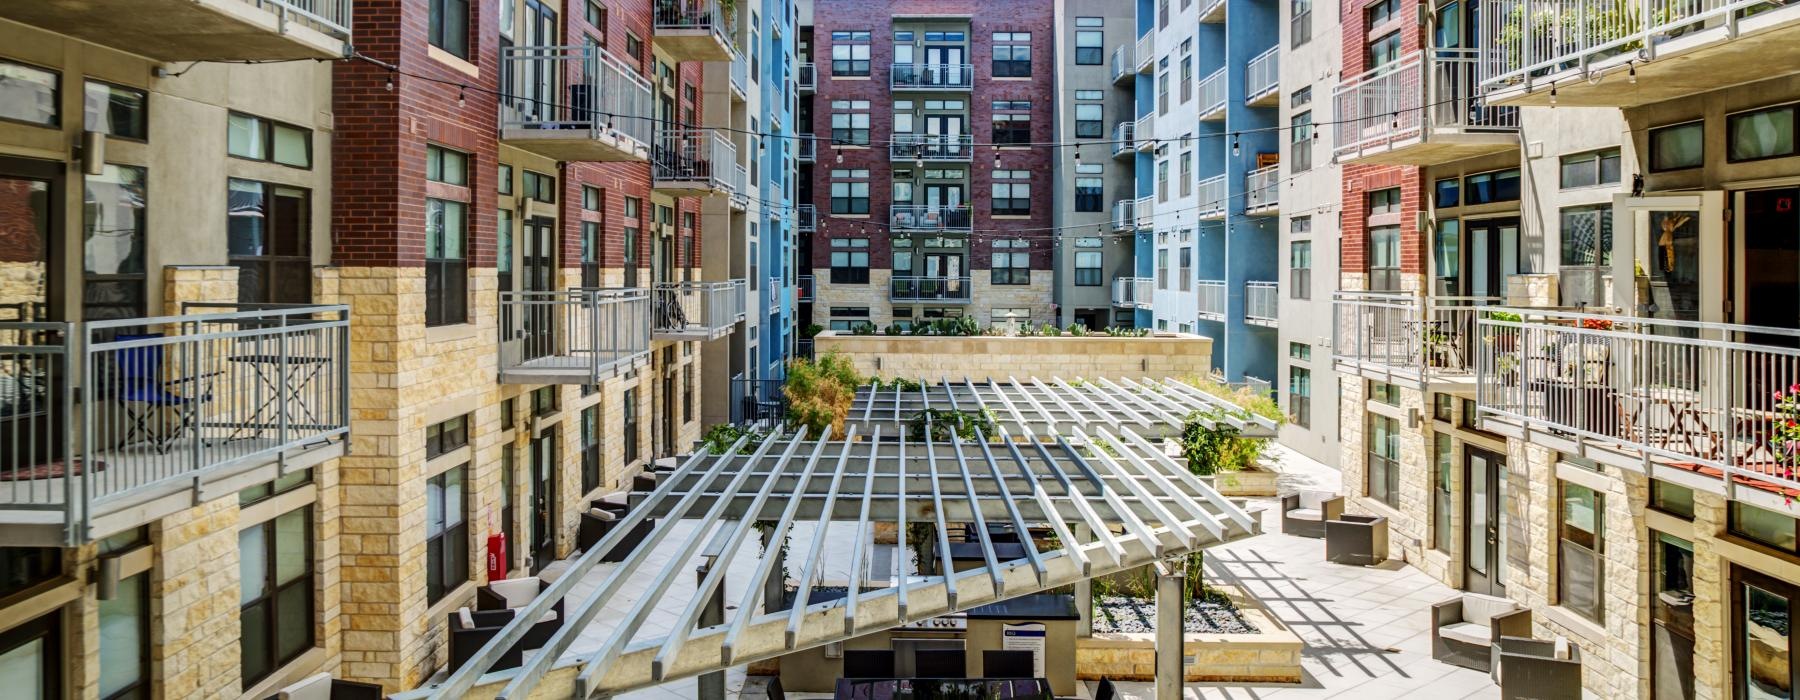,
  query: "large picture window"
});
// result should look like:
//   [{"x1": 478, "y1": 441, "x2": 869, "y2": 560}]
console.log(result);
[
  {"x1": 830, "y1": 31, "x2": 871, "y2": 76},
  {"x1": 240, "y1": 506, "x2": 313, "y2": 687},
  {"x1": 426, "y1": 466, "x2": 469, "y2": 604},
  {"x1": 229, "y1": 179, "x2": 313, "y2": 304},
  {"x1": 1558, "y1": 481, "x2": 1604, "y2": 621},
  {"x1": 1728, "y1": 104, "x2": 1798, "y2": 163},
  {"x1": 84, "y1": 165, "x2": 148, "y2": 324},
  {"x1": 1367, "y1": 414, "x2": 1400, "y2": 508}
]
